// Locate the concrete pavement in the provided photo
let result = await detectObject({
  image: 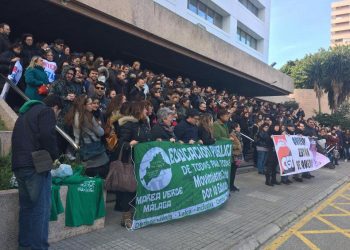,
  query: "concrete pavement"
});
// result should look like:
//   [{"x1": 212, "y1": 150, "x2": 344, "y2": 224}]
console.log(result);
[{"x1": 51, "y1": 163, "x2": 350, "y2": 250}]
